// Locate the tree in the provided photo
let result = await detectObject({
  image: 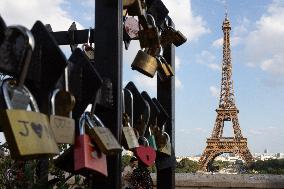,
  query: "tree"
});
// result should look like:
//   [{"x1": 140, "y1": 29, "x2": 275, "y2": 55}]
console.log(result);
[
  {"x1": 249, "y1": 159, "x2": 284, "y2": 174},
  {"x1": 176, "y1": 158, "x2": 198, "y2": 173},
  {"x1": 122, "y1": 154, "x2": 132, "y2": 169}
]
